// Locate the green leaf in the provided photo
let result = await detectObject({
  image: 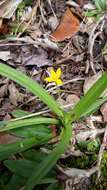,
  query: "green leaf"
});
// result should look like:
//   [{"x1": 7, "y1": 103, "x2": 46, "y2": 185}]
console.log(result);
[
  {"x1": 47, "y1": 182, "x2": 64, "y2": 190},
  {"x1": 4, "y1": 159, "x2": 57, "y2": 185},
  {"x1": 25, "y1": 123, "x2": 72, "y2": 190},
  {"x1": 11, "y1": 109, "x2": 30, "y2": 118},
  {"x1": 84, "y1": 10, "x2": 99, "y2": 17},
  {"x1": 68, "y1": 72, "x2": 107, "y2": 121},
  {"x1": 82, "y1": 96, "x2": 107, "y2": 117},
  {"x1": 4, "y1": 174, "x2": 24, "y2": 190},
  {"x1": 0, "y1": 63, "x2": 63, "y2": 118},
  {"x1": 0, "y1": 136, "x2": 50, "y2": 161},
  {"x1": 94, "y1": 0, "x2": 102, "y2": 10},
  {"x1": 0, "y1": 117, "x2": 59, "y2": 132},
  {"x1": 10, "y1": 124, "x2": 52, "y2": 138},
  {"x1": 4, "y1": 159, "x2": 43, "y2": 178}
]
